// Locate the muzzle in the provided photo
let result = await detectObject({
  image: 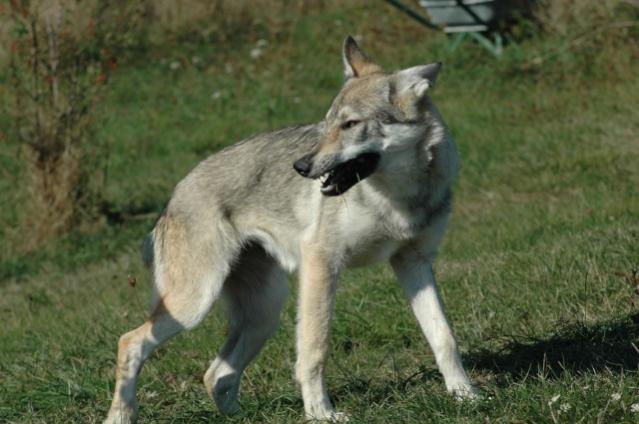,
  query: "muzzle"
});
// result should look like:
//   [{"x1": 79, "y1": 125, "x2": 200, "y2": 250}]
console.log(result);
[{"x1": 293, "y1": 152, "x2": 380, "y2": 196}]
